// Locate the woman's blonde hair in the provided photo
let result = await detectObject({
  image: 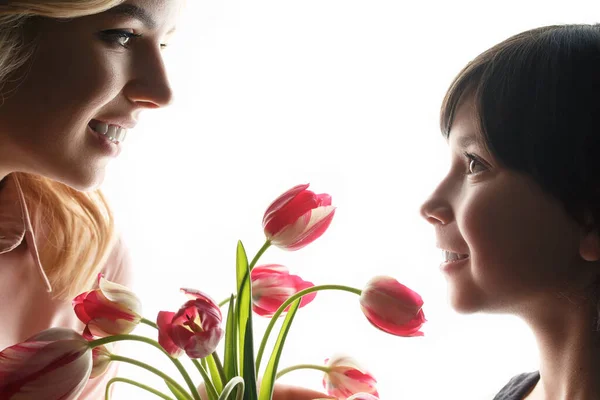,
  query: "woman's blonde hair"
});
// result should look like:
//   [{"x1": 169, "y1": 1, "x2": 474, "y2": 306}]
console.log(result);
[{"x1": 1, "y1": 0, "x2": 126, "y2": 299}]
